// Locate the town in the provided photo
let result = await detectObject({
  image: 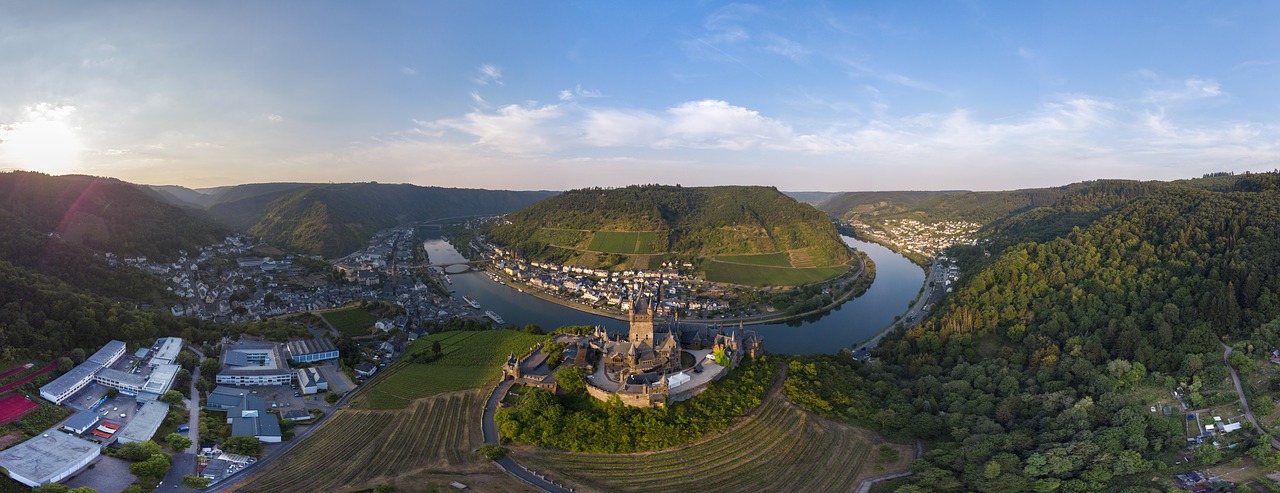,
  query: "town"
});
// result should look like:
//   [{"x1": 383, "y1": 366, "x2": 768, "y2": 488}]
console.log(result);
[{"x1": 848, "y1": 218, "x2": 981, "y2": 257}]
